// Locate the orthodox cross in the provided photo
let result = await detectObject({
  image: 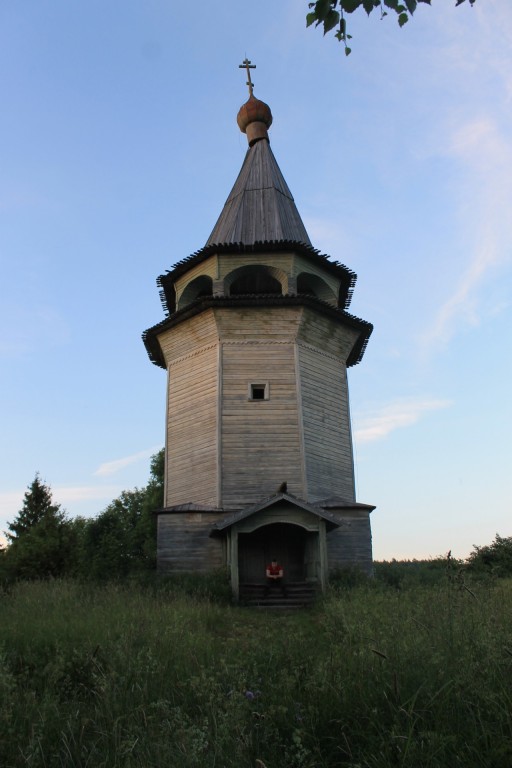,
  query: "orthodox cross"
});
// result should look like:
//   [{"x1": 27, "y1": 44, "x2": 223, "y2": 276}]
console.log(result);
[{"x1": 239, "y1": 58, "x2": 256, "y2": 97}]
